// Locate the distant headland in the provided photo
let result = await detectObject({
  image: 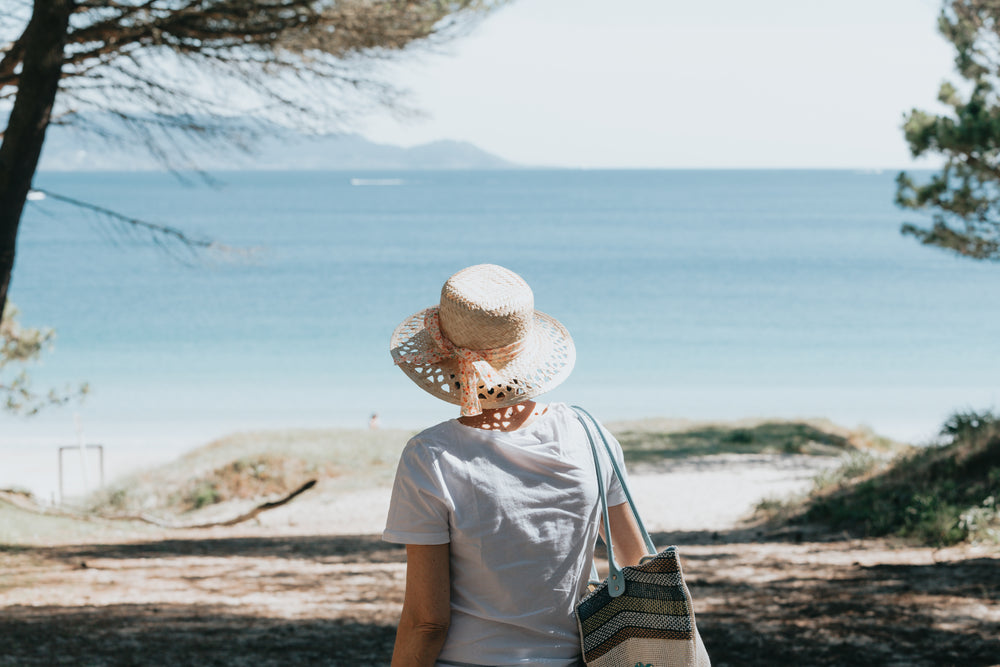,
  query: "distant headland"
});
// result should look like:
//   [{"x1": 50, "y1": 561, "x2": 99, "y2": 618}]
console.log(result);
[{"x1": 38, "y1": 114, "x2": 516, "y2": 171}]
